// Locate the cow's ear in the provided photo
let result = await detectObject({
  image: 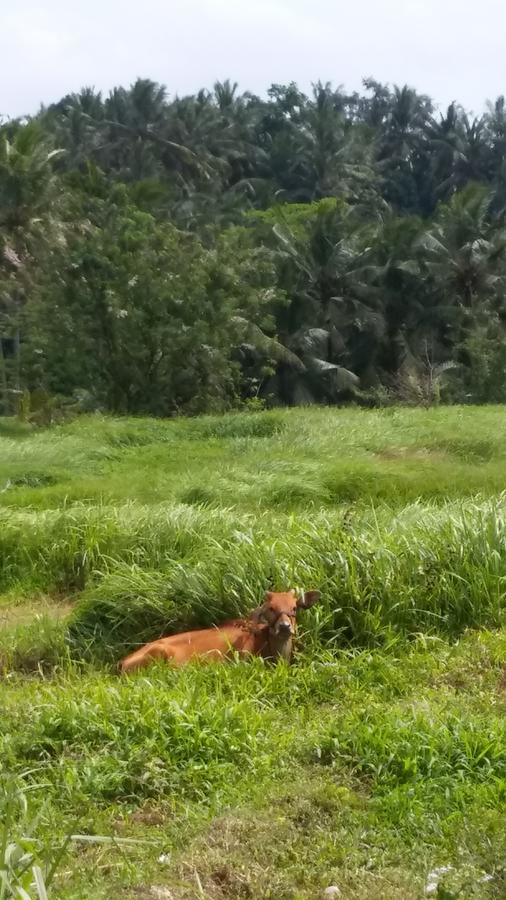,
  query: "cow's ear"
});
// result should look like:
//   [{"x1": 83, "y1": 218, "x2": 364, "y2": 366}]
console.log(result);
[
  {"x1": 250, "y1": 606, "x2": 268, "y2": 623},
  {"x1": 297, "y1": 590, "x2": 321, "y2": 609},
  {"x1": 250, "y1": 594, "x2": 270, "y2": 623}
]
